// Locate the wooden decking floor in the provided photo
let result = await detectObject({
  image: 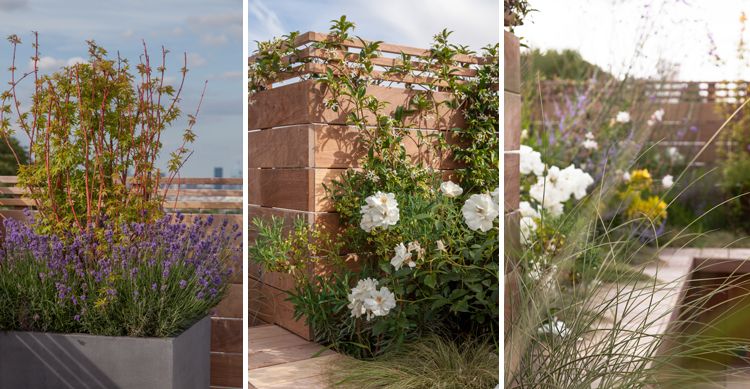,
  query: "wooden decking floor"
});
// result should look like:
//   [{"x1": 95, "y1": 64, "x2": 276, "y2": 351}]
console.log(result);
[{"x1": 249, "y1": 324, "x2": 338, "y2": 389}]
